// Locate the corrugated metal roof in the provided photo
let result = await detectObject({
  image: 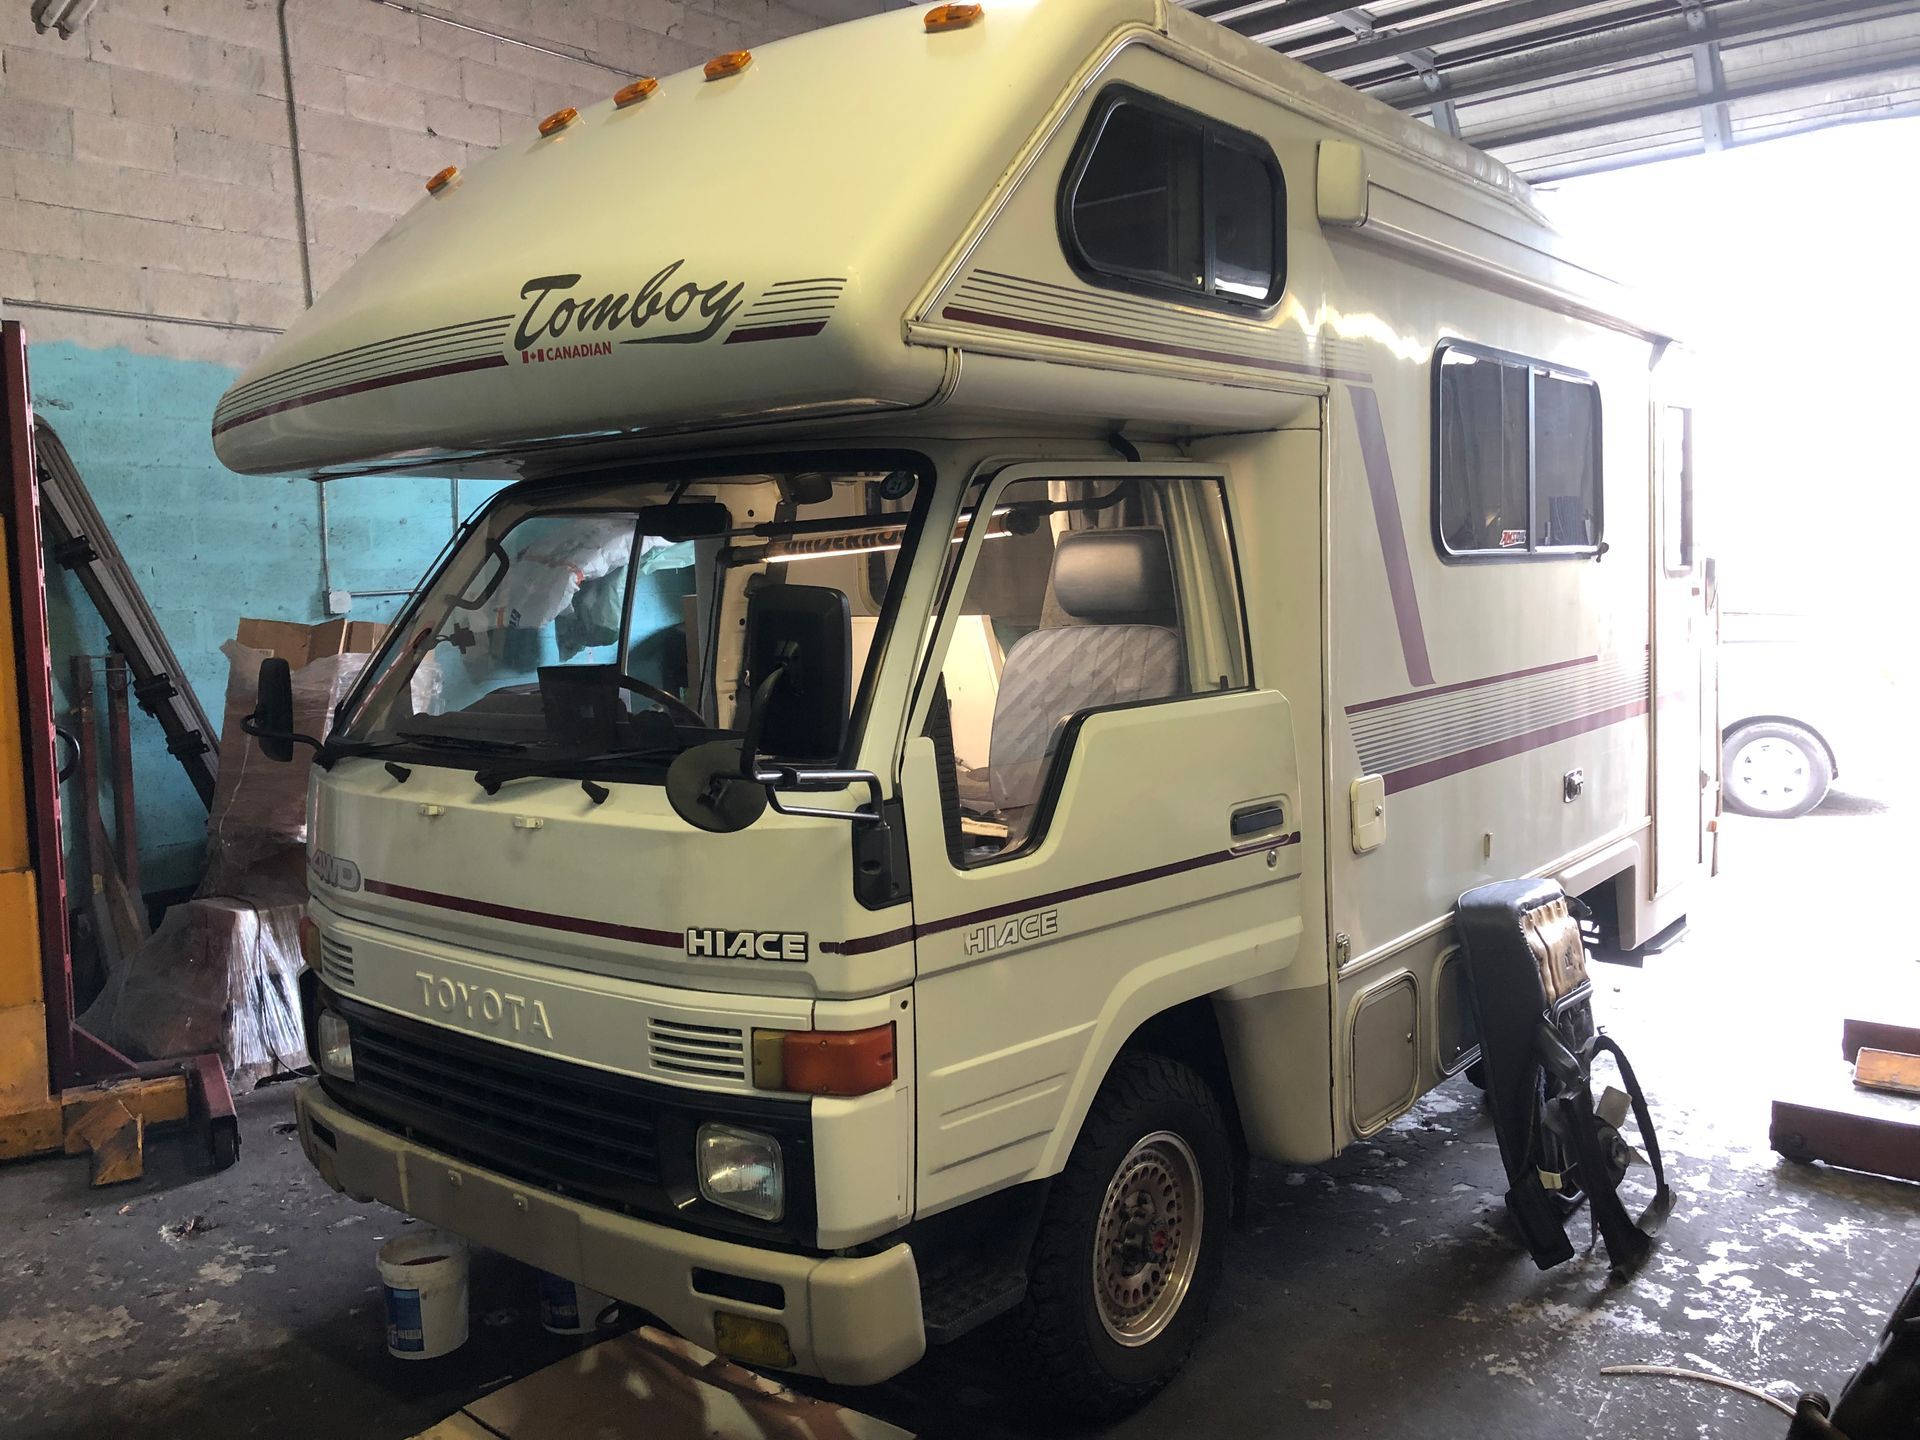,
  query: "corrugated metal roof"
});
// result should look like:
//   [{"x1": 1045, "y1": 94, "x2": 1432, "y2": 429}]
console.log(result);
[{"x1": 1178, "y1": 0, "x2": 1920, "y2": 179}]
